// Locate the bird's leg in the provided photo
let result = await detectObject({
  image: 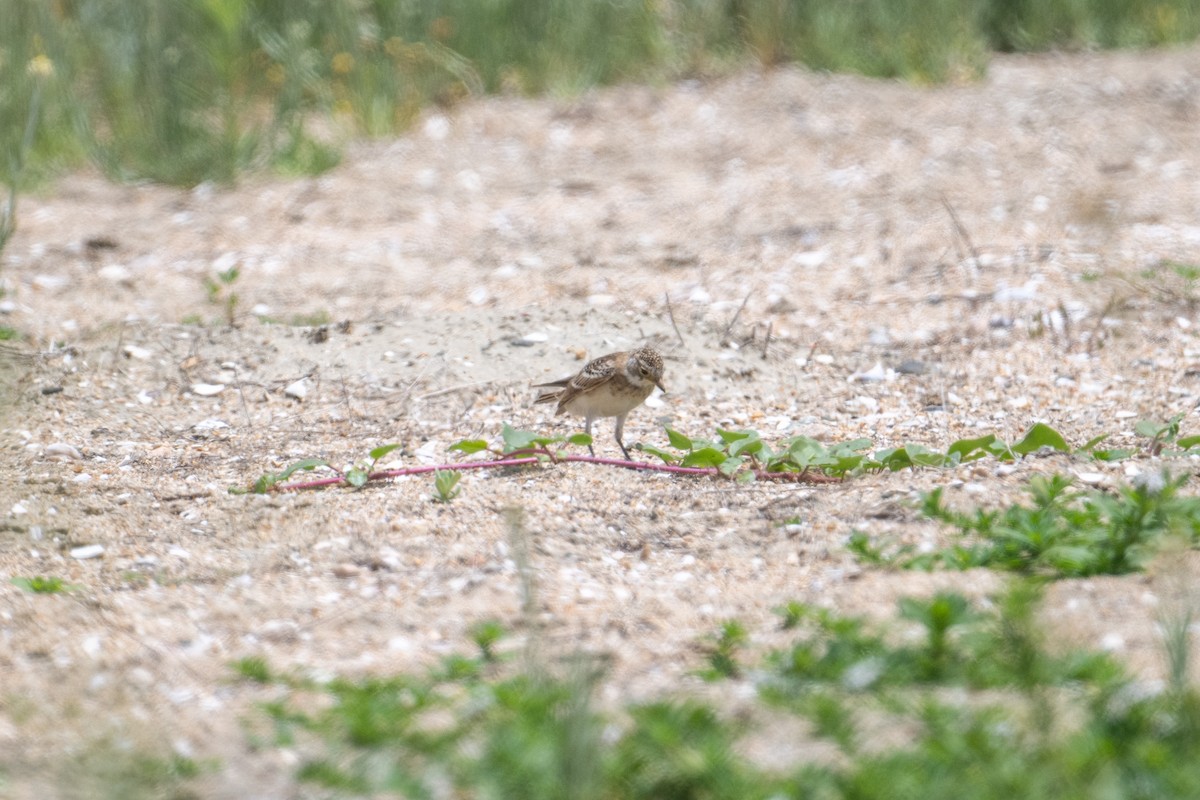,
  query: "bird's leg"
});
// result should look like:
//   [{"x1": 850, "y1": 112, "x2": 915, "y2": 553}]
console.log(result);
[
  {"x1": 614, "y1": 413, "x2": 631, "y2": 460},
  {"x1": 585, "y1": 415, "x2": 596, "y2": 457}
]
